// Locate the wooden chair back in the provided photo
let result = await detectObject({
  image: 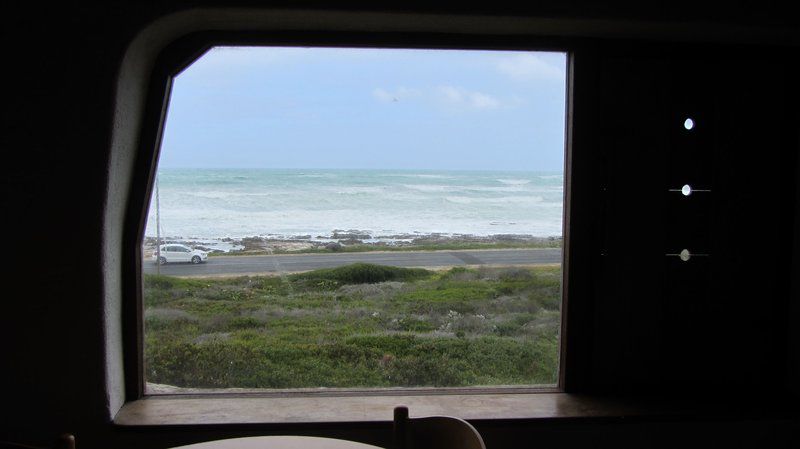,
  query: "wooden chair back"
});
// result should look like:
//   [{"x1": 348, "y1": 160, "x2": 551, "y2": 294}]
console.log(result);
[{"x1": 393, "y1": 406, "x2": 486, "y2": 449}]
